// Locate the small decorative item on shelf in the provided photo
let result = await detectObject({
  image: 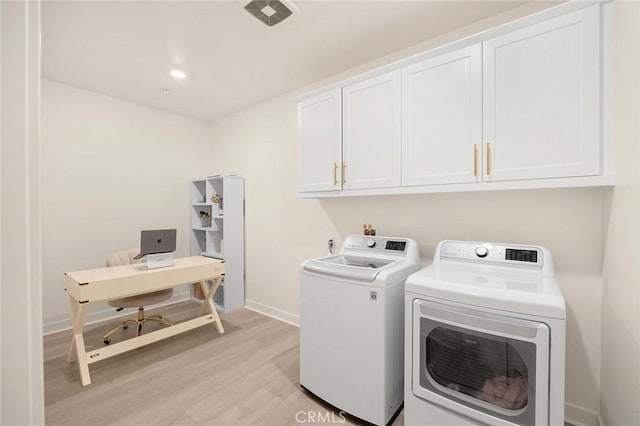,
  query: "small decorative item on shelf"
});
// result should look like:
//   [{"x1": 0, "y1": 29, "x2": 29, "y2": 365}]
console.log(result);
[
  {"x1": 199, "y1": 210, "x2": 211, "y2": 228},
  {"x1": 211, "y1": 194, "x2": 223, "y2": 216}
]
